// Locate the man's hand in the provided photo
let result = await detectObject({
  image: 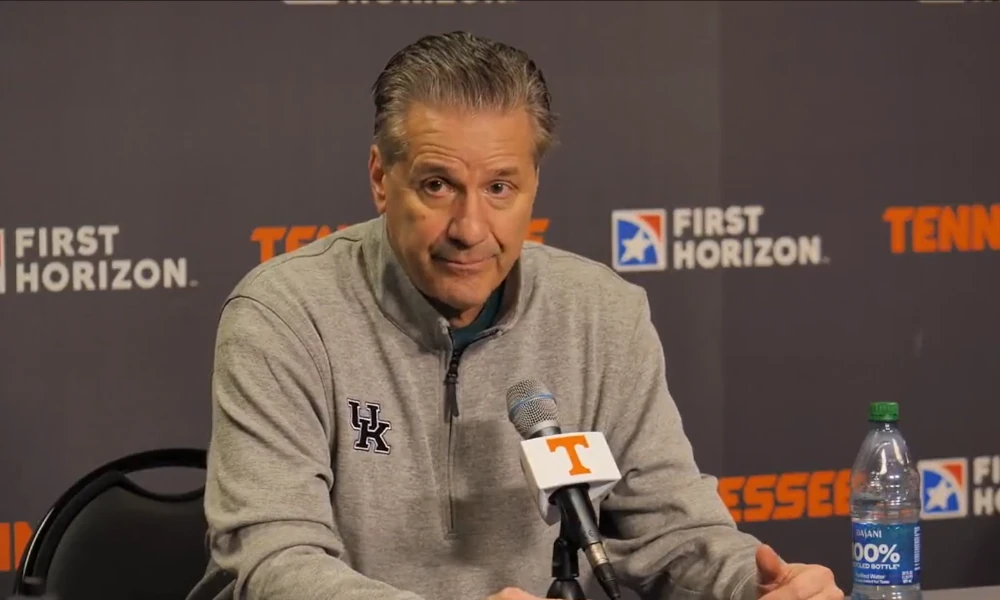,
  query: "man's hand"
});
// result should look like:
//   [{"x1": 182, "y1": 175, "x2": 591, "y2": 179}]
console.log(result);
[
  {"x1": 756, "y1": 544, "x2": 845, "y2": 599},
  {"x1": 485, "y1": 588, "x2": 548, "y2": 600}
]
